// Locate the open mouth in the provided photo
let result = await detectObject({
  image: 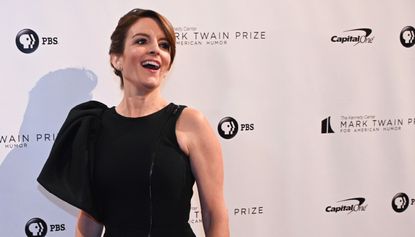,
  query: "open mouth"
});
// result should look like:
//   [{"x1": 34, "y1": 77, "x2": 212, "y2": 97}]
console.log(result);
[{"x1": 141, "y1": 60, "x2": 160, "y2": 70}]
